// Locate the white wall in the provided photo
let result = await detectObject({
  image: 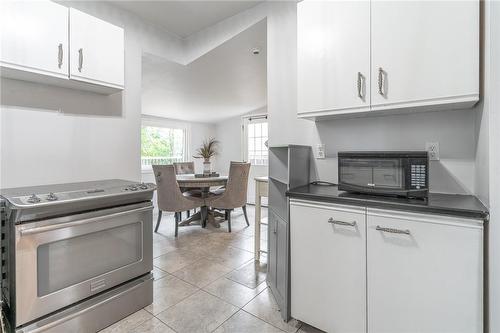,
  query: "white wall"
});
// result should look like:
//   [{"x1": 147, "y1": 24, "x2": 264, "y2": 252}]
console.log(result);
[
  {"x1": 0, "y1": 1, "x2": 185, "y2": 188},
  {"x1": 488, "y1": 1, "x2": 500, "y2": 331}
]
